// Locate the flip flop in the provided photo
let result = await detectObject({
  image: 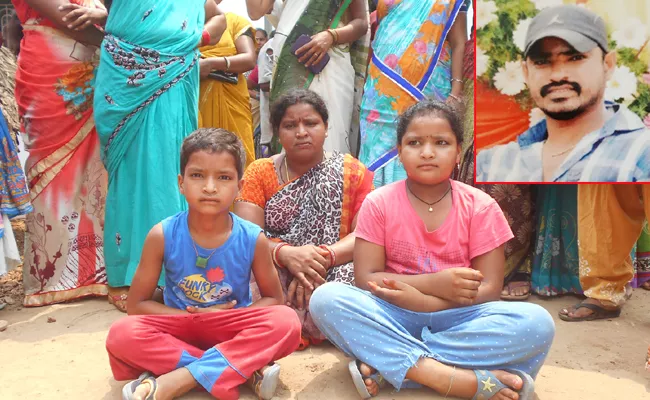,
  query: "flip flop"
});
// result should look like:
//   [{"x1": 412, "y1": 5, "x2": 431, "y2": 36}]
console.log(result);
[
  {"x1": 122, "y1": 372, "x2": 155, "y2": 400},
  {"x1": 500, "y1": 281, "x2": 531, "y2": 301},
  {"x1": 558, "y1": 302, "x2": 621, "y2": 322},
  {"x1": 472, "y1": 369, "x2": 535, "y2": 400},
  {"x1": 250, "y1": 363, "x2": 281, "y2": 400},
  {"x1": 108, "y1": 293, "x2": 128, "y2": 313},
  {"x1": 348, "y1": 360, "x2": 387, "y2": 399}
]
